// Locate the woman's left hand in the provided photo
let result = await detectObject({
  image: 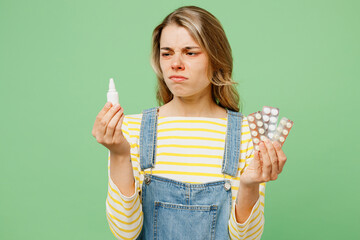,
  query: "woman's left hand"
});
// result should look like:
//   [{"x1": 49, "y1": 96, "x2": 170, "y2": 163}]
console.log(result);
[{"x1": 240, "y1": 137, "x2": 287, "y2": 187}]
